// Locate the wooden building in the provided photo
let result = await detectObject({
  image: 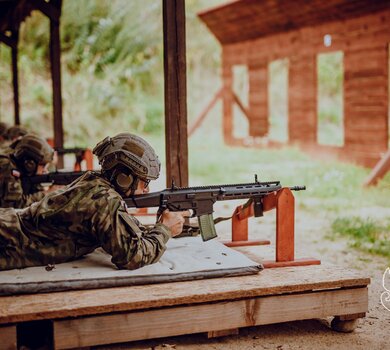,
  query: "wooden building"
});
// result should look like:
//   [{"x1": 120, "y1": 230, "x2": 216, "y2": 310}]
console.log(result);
[{"x1": 198, "y1": 0, "x2": 390, "y2": 167}]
